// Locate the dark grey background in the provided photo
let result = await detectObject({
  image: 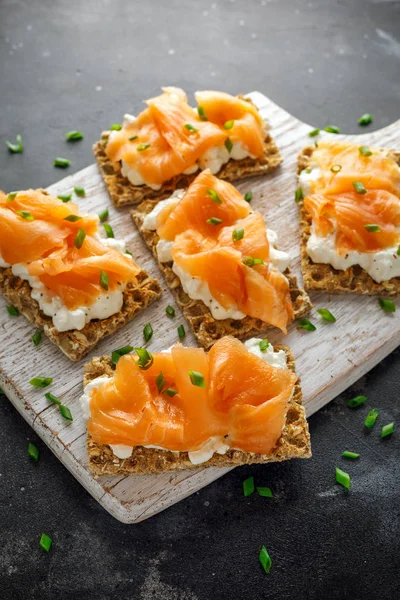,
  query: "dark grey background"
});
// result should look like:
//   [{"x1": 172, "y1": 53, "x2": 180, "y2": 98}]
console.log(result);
[{"x1": 1, "y1": 1, "x2": 400, "y2": 599}]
